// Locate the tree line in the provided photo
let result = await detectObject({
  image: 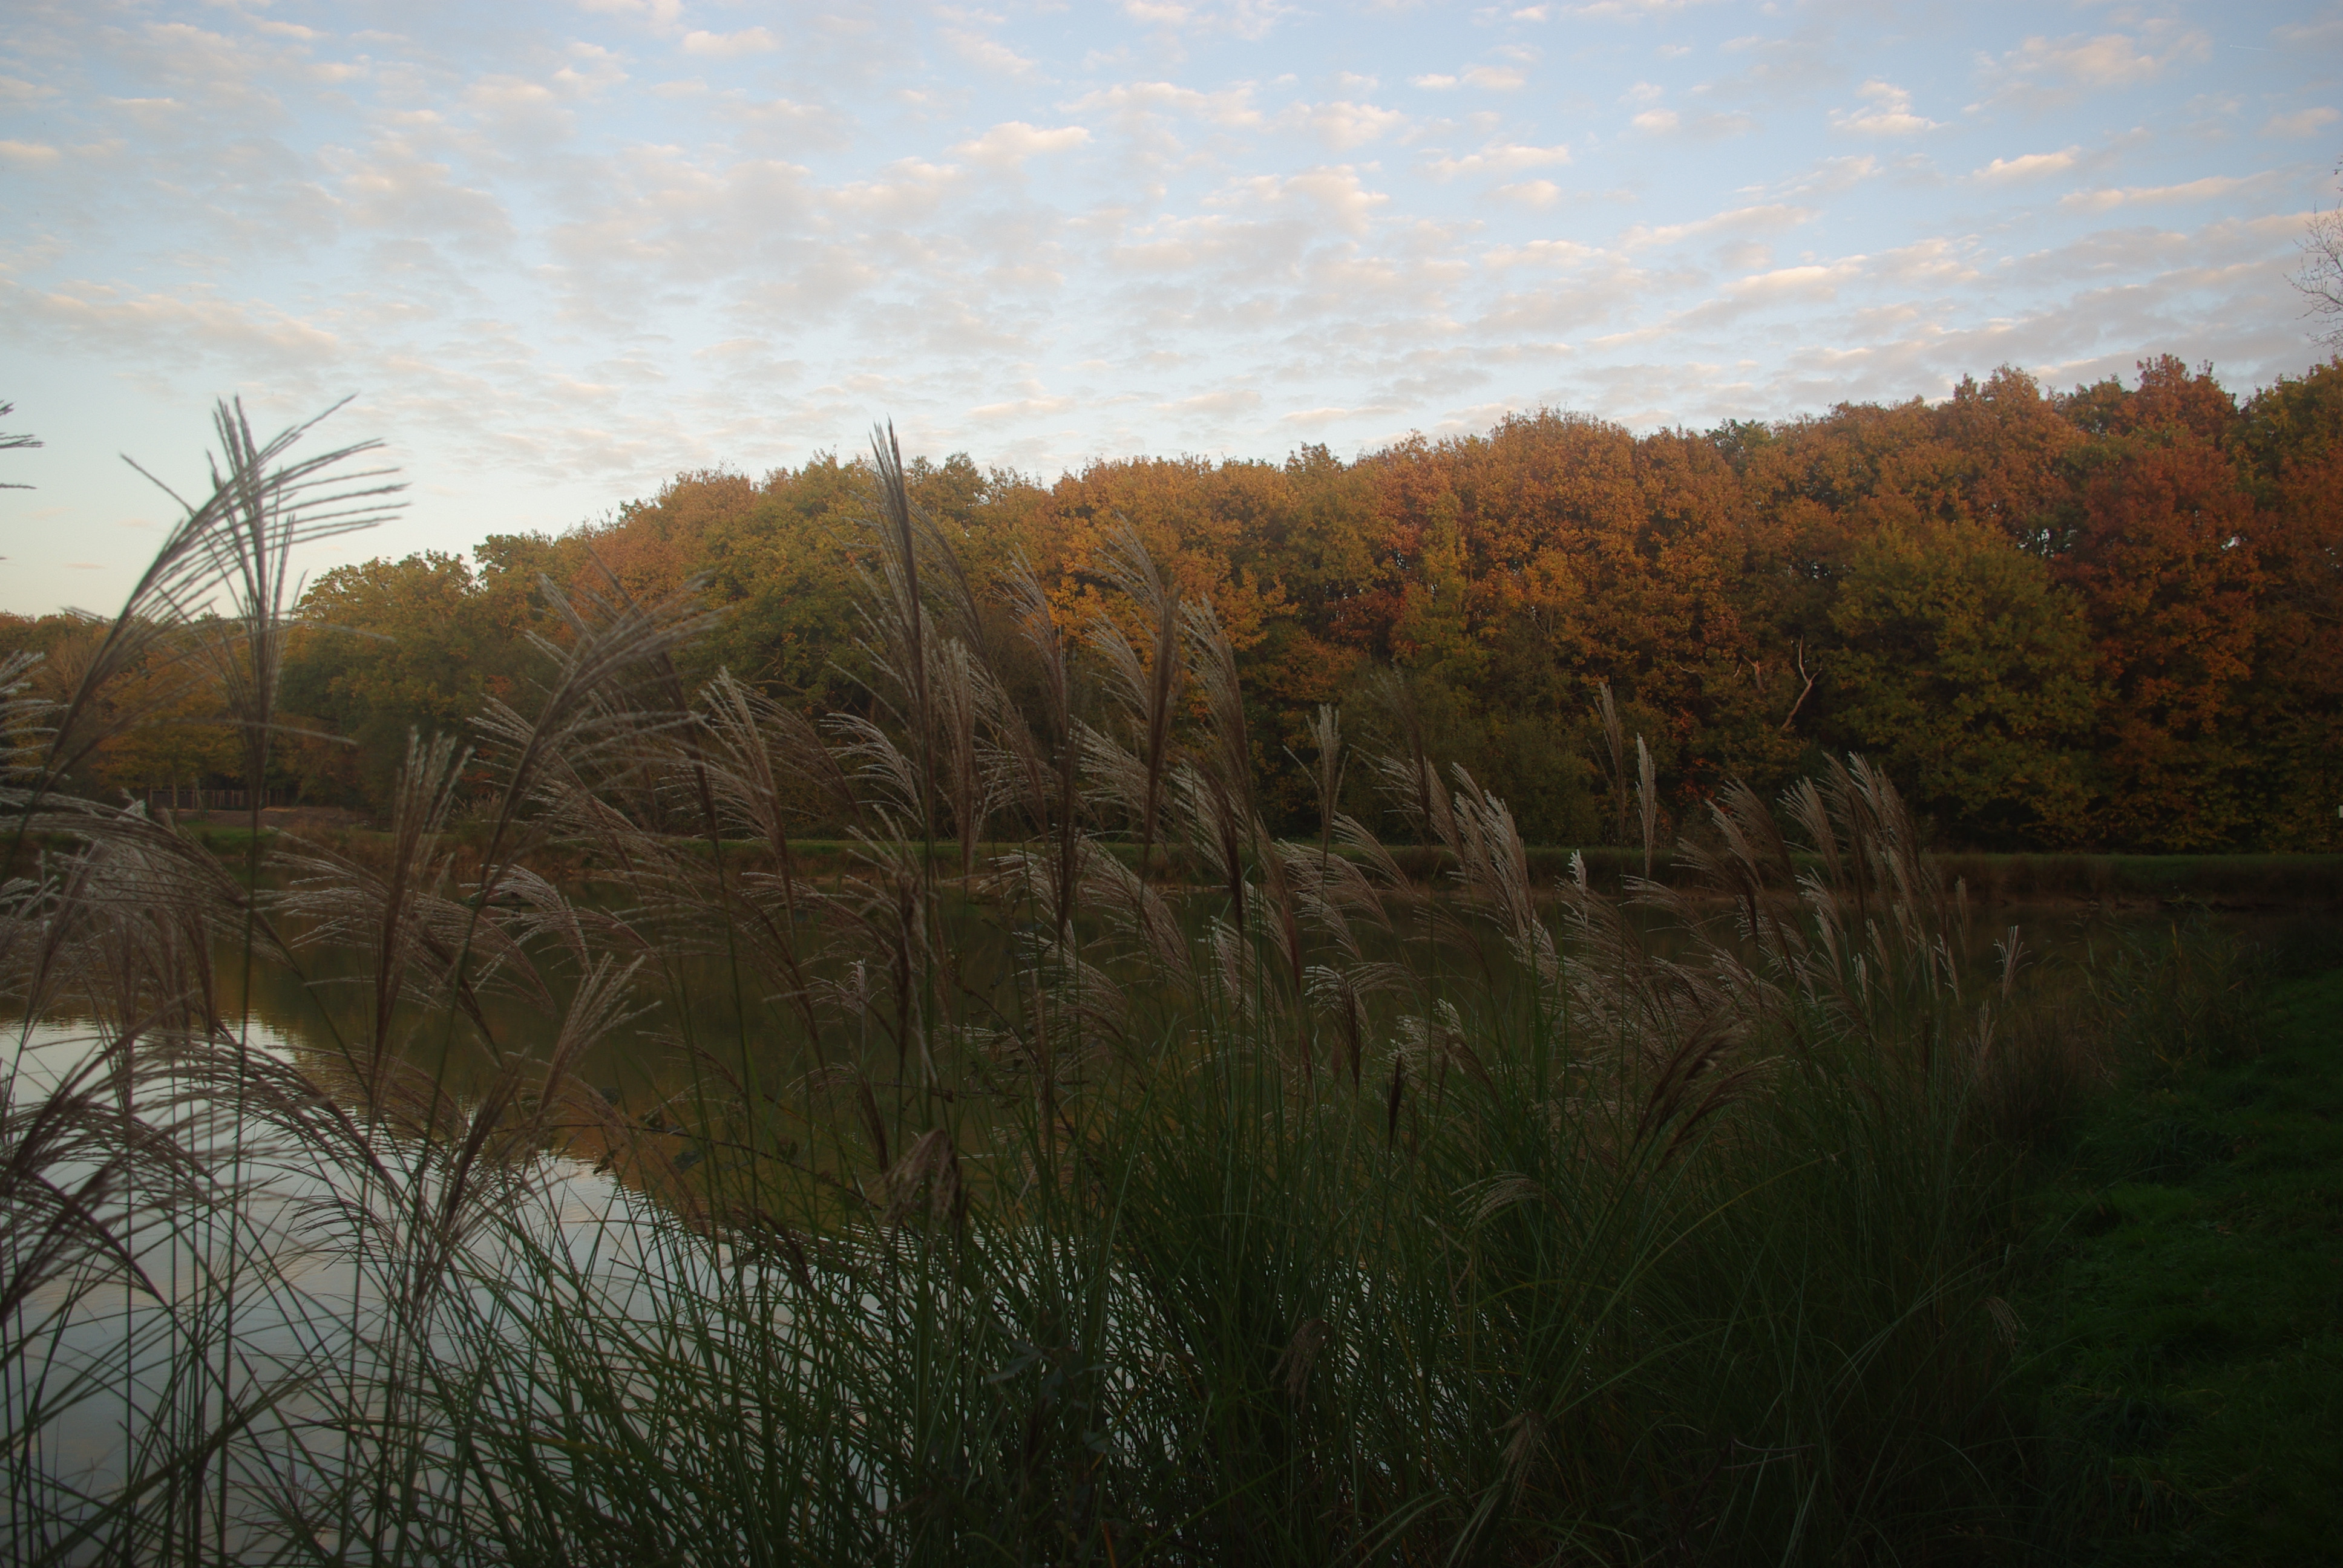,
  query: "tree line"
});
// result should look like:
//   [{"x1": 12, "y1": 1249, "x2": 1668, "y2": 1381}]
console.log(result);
[{"x1": 6, "y1": 353, "x2": 2339, "y2": 852}]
